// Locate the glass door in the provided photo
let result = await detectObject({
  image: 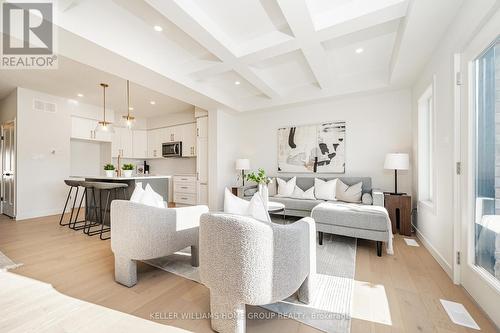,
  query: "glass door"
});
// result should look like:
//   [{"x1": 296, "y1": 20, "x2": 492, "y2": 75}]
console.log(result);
[
  {"x1": 461, "y1": 33, "x2": 500, "y2": 326},
  {"x1": 473, "y1": 40, "x2": 499, "y2": 282}
]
